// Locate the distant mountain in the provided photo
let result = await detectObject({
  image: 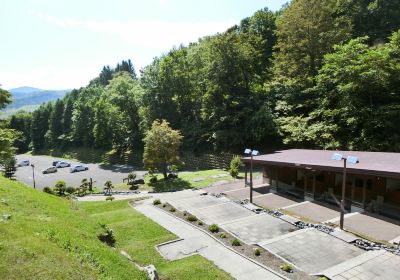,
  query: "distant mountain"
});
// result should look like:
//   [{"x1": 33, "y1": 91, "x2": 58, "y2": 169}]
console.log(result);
[{"x1": 1, "y1": 87, "x2": 71, "y2": 116}]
